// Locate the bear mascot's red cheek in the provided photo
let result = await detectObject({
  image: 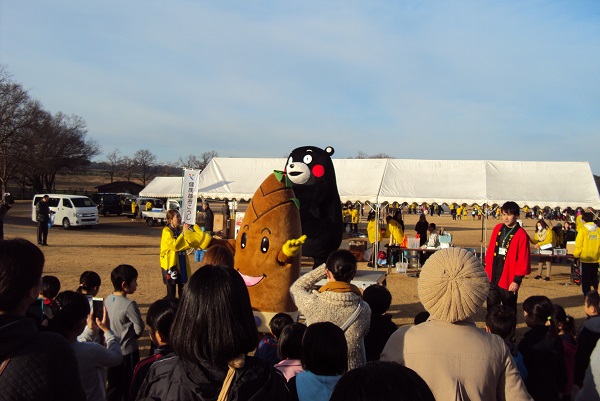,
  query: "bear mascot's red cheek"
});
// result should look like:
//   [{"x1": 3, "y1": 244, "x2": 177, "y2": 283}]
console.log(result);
[{"x1": 312, "y1": 164, "x2": 325, "y2": 178}]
